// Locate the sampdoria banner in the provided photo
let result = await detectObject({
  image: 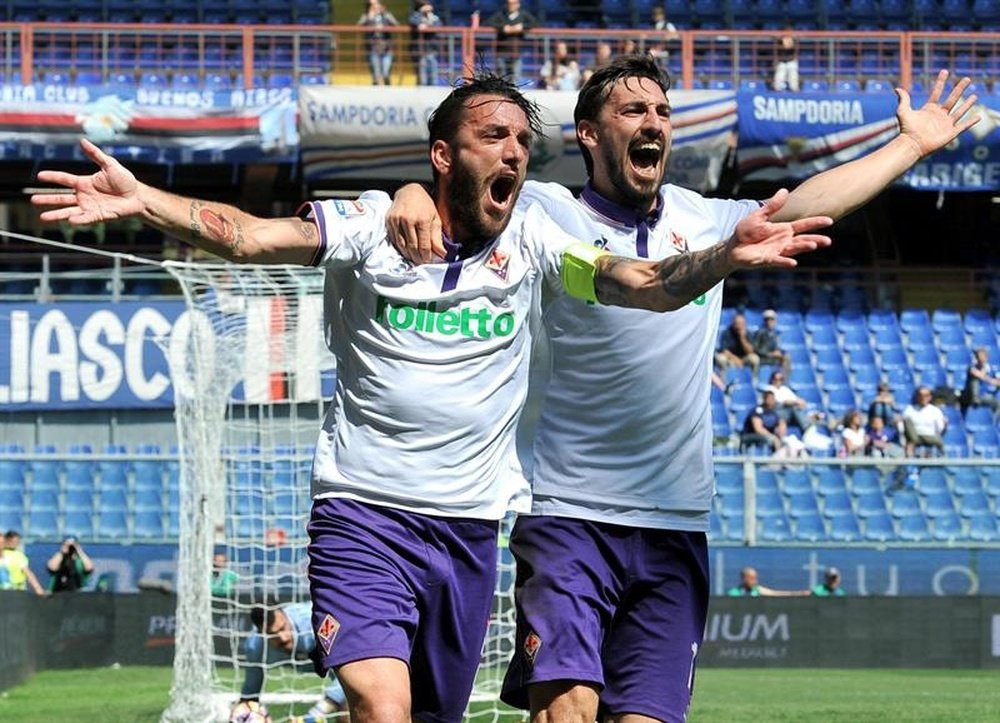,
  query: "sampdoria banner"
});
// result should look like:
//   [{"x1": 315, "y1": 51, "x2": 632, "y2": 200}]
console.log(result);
[
  {"x1": 0, "y1": 81, "x2": 298, "y2": 164},
  {"x1": 737, "y1": 90, "x2": 1000, "y2": 190},
  {"x1": 299, "y1": 86, "x2": 737, "y2": 192}
]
